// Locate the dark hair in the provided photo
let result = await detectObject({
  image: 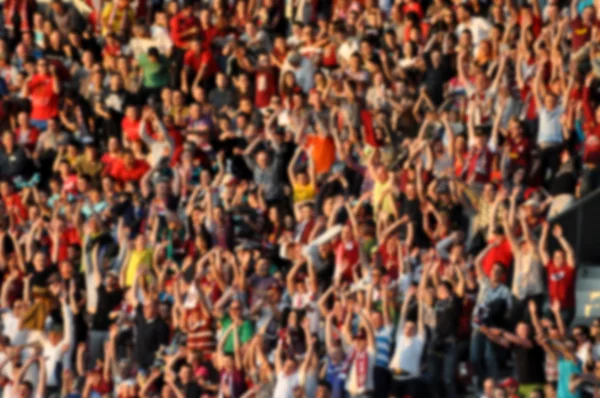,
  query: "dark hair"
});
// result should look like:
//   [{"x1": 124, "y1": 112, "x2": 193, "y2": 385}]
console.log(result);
[{"x1": 318, "y1": 379, "x2": 332, "y2": 391}]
